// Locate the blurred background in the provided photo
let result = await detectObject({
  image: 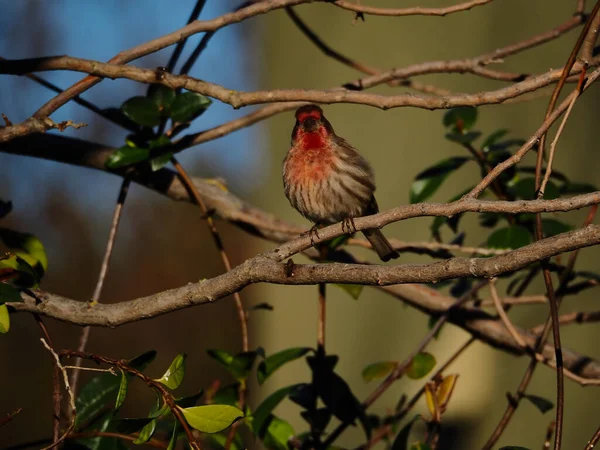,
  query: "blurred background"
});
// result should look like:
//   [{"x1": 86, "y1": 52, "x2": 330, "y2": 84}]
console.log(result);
[{"x1": 1, "y1": 0, "x2": 599, "y2": 448}]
